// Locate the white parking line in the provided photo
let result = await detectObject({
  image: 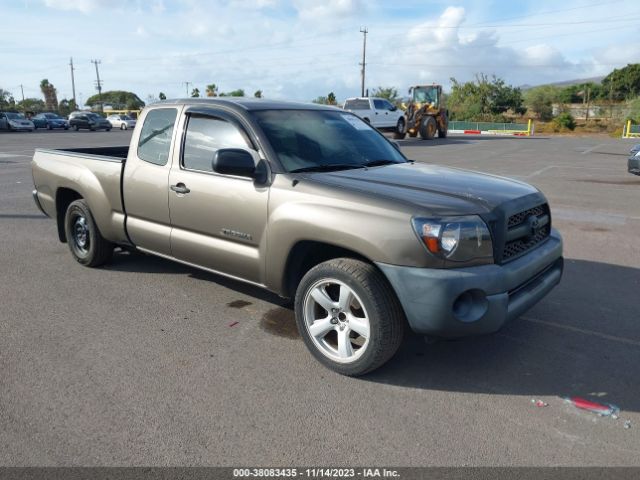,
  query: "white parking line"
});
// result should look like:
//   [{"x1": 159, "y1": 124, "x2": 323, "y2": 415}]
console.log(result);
[
  {"x1": 523, "y1": 317, "x2": 640, "y2": 347},
  {"x1": 581, "y1": 143, "x2": 606, "y2": 155}
]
